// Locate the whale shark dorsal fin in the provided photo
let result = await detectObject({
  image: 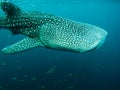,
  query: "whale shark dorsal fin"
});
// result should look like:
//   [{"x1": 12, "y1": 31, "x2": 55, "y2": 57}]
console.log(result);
[
  {"x1": 2, "y1": 37, "x2": 44, "y2": 54},
  {"x1": 0, "y1": 2, "x2": 21, "y2": 18}
]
